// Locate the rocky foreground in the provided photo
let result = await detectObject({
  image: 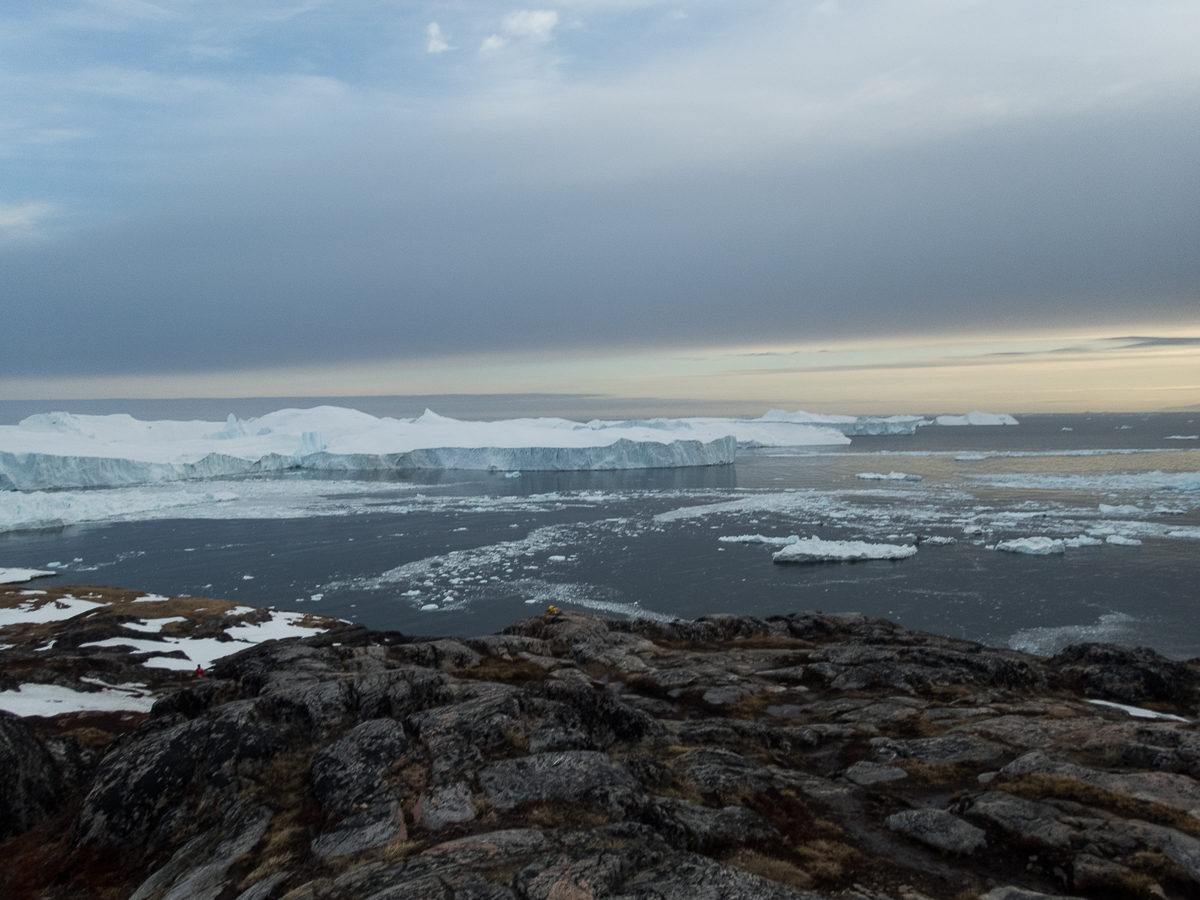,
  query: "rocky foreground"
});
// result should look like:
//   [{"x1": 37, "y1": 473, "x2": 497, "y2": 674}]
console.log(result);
[{"x1": 3, "y1": 590, "x2": 1200, "y2": 900}]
